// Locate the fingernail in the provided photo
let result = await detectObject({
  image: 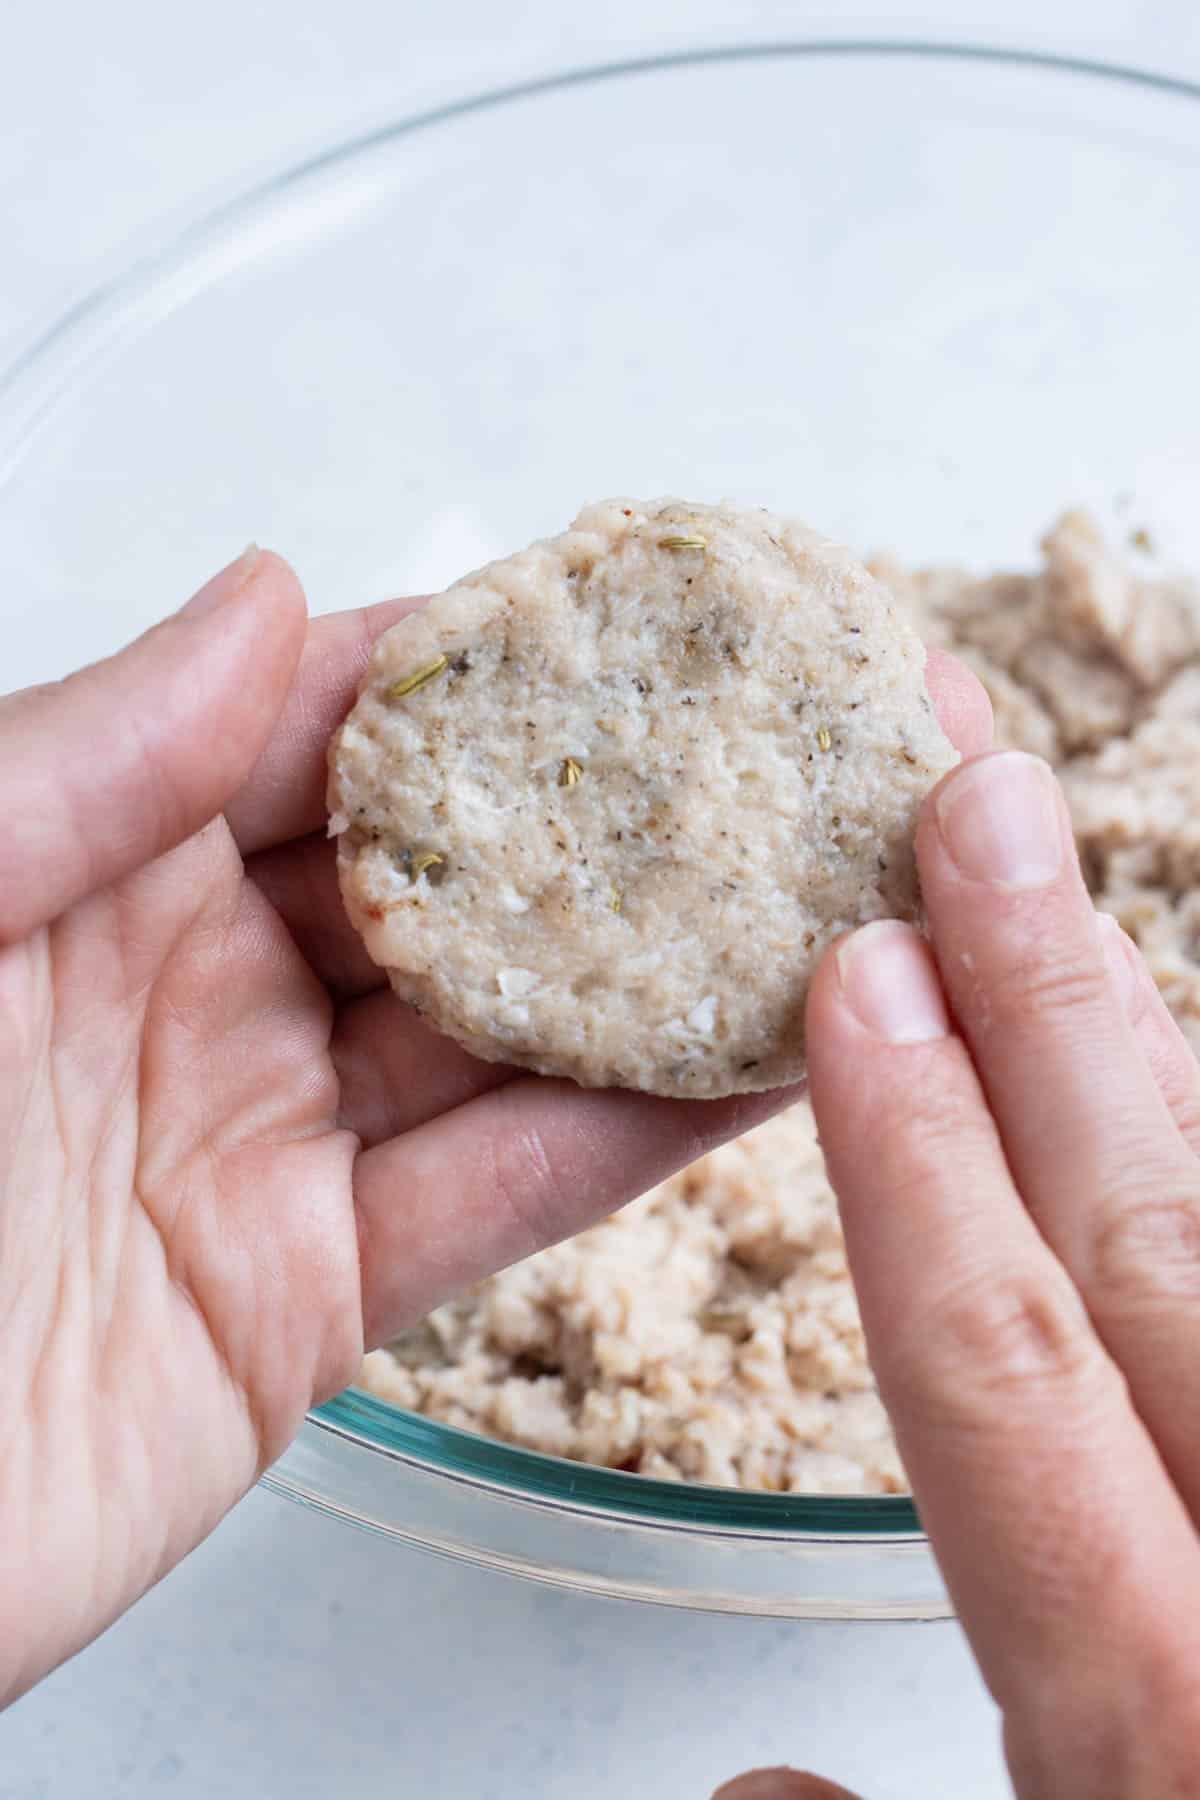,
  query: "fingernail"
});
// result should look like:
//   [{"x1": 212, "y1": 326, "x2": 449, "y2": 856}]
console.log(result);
[
  {"x1": 935, "y1": 751, "x2": 1064, "y2": 890},
  {"x1": 1096, "y1": 911, "x2": 1141, "y2": 1013},
  {"x1": 835, "y1": 919, "x2": 951, "y2": 1045},
  {"x1": 179, "y1": 544, "x2": 261, "y2": 618}
]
